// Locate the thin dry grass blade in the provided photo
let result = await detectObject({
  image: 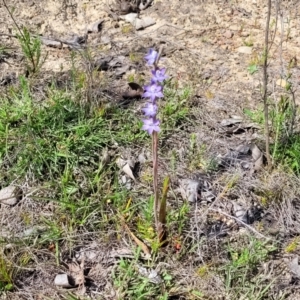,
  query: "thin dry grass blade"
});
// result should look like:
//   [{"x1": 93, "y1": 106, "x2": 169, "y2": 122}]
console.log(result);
[{"x1": 120, "y1": 216, "x2": 151, "y2": 257}]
